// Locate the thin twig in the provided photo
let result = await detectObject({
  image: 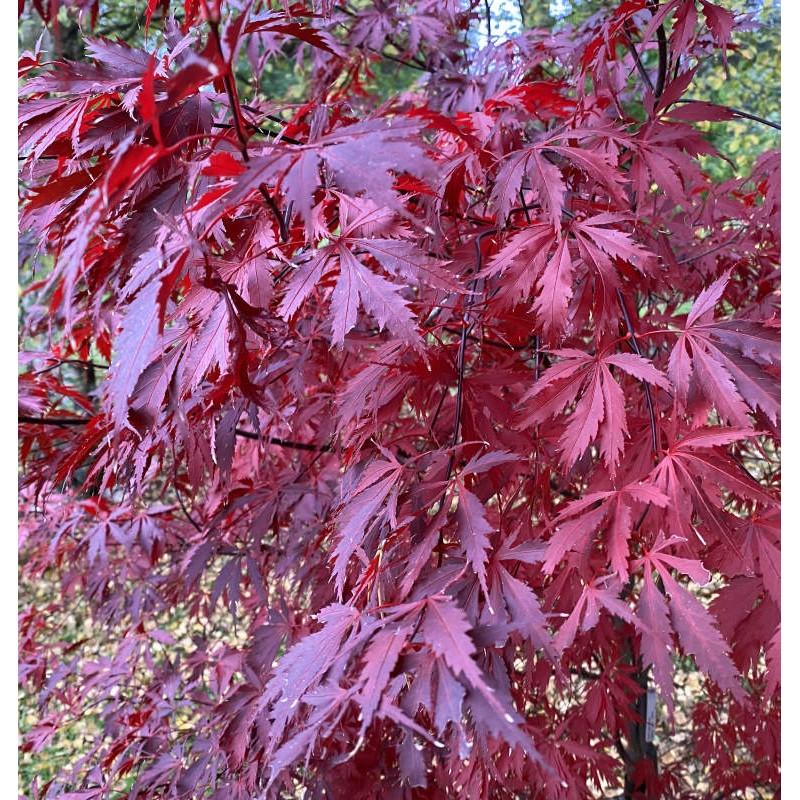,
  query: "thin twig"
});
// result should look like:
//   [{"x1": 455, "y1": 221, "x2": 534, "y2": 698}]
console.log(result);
[
  {"x1": 207, "y1": 16, "x2": 250, "y2": 162},
  {"x1": 442, "y1": 327, "x2": 524, "y2": 351},
  {"x1": 19, "y1": 415, "x2": 91, "y2": 427},
  {"x1": 18, "y1": 413, "x2": 328, "y2": 453},
  {"x1": 175, "y1": 485, "x2": 203, "y2": 533},
  {"x1": 435, "y1": 230, "x2": 494, "y2": 567},
  {"x1": 380, "y1": 31, "x2": 430, "y2": 70},
  {"x1": 334, "y1": 4, "x2": 429, "y2": 71},
  {"x1": 367, "y1": 45, "x2": 430, "y2": 72},
  {"x1": 616, "y1": 289, "x2": 659, "y2": 457},
  {"x1": 653, "y1": 18, "x2": 667, "y2": 99},
  {"x1": 675, "y1": 99, "x2": 781, "y2": 130},
  {"x1": 258, "y1": 183, "x2": 289, "y2": 242},
  {"x1": 676, "y1": 229, "x2": 745, "y2": 265},
  {"x1": 622, "y1": 20, "x2": 655, "y2": 95},
  {"x1": 428, "y1": 385, "x2": 449, "y2": 446},
  {"x1": 234, "y1": 427, "x2": 330, "y2": 452},
  {"x1": 518, "y1": 189, "x2": 532, "y2": 225},
  {"x1": 449, "y1": 292, "x2": 474, "y2": 453},
  {"x1": 212, "y1": 121, "x2": 306, "y2": 146}
]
